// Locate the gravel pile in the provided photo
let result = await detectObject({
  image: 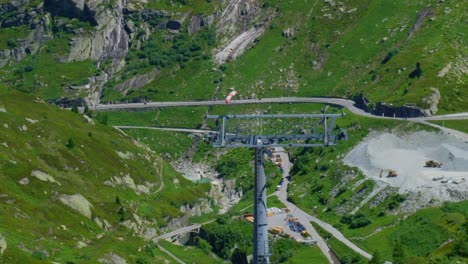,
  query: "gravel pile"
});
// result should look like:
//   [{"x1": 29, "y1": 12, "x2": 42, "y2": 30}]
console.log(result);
[{"x1": 344, "y1": 131, "x2": 468, "y2": 204}]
